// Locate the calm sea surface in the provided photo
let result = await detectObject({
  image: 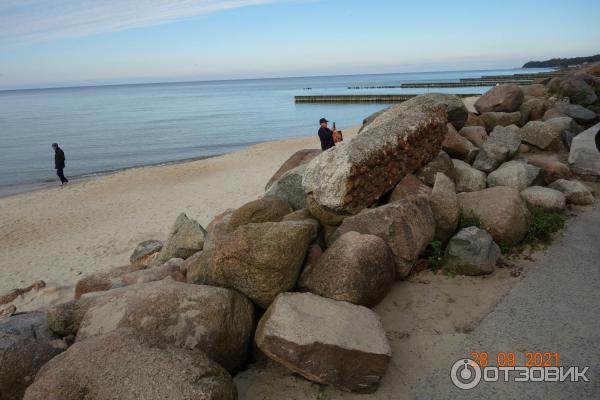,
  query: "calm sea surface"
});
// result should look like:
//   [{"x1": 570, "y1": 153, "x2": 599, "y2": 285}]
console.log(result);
[{"x1": 0, "y1": 68, "x2": 552, "y2": 196}]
